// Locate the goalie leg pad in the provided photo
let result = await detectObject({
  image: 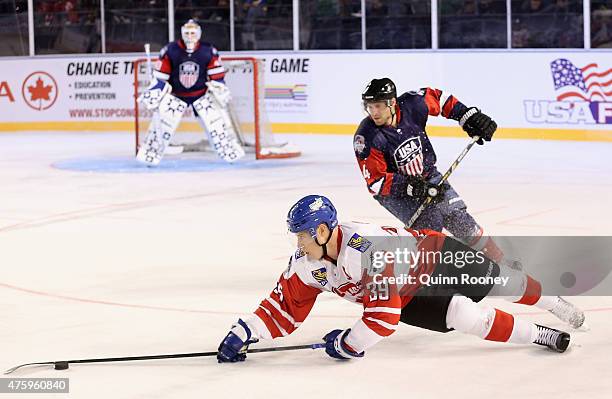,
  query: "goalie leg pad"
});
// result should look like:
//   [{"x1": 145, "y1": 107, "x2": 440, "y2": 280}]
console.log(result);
[
  {"x1": 136, "y1": 93, "x2": 187, "y2": 166},
  {"x1": 193, "y1": 92, "x2": 245, "y2": 163}
]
